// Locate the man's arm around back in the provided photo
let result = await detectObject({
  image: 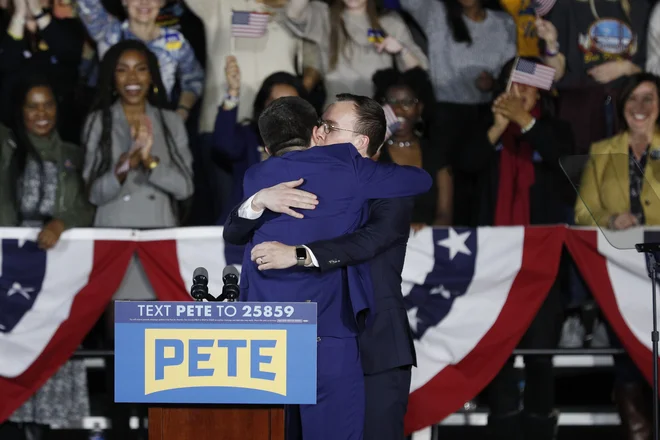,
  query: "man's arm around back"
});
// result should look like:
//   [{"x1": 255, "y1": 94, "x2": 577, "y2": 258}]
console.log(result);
[{"x1": 306, "y1": 197, "x2": 413, "y2": 271}]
